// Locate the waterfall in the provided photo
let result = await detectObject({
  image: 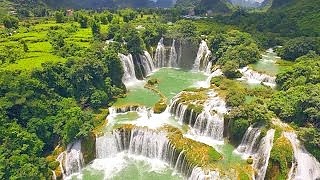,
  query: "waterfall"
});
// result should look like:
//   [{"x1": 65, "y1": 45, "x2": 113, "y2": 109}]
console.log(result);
[
  {"x1": 56, "y1": 140, "x2": 84, "y2": 177},
  {"x1": 154, "y1": 37, "x2": 166, "y2": 68},
  {"x1": 235, "y1": 125, "x2": 261, "y2": 157},
  {"x1": 284, "y1": 132, "x2": 320, "y2": 180},
  {"x1": 119, "y1": 53, "x2": 138, "y2": 85},
  {"x1": 95, "y1": 127, "x2": 198, "y2": 177},
  {"x1": 253, "y1": 129, "x2": 275, "y2": 180},
  {"x1": 170, "y1": 91, "x2": 227, "y2": 141},
  {"x1": 192, "y1": 92, "x2": 227, "y2": 141},
  {"x1": 238, "y1": 67, "x2": 276, "y2": 88},
  {"x1": 193, "y1": 40, "x2": 212, "y2": 72},
  {"x1": 169, "y1": 94, "x2": 190, "y2": 124},
  {"x1": 168, "y1": 39, "x2": 178, "y2": 67},
  {"x1": 189, "y1": 167, "x2": 220, "y2": 180},
  {"x1": 140, "y1": 51, "x2": 155, "y2": 76}
]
